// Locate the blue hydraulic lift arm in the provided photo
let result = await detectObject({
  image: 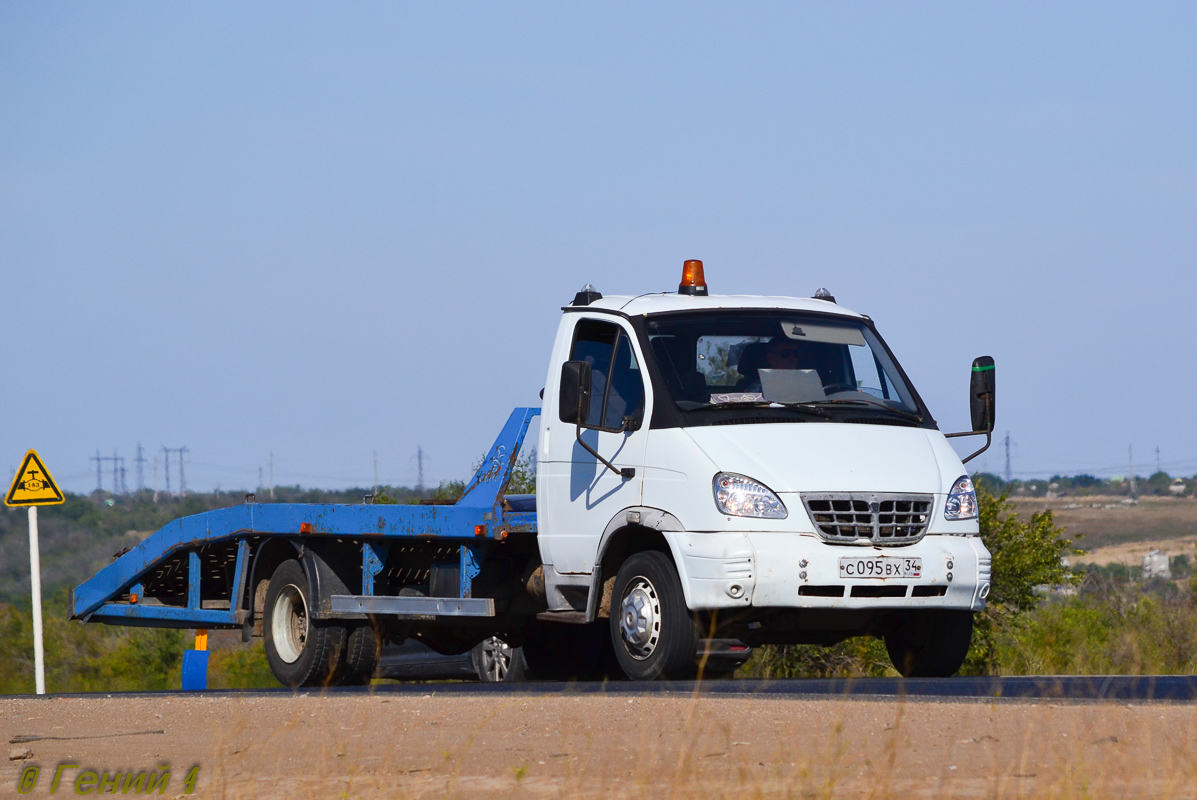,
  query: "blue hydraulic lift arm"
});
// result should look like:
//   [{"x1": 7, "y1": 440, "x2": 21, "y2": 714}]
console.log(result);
[{"x1": 71, "y1": 407, "x2": 540, "y2": 625}]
